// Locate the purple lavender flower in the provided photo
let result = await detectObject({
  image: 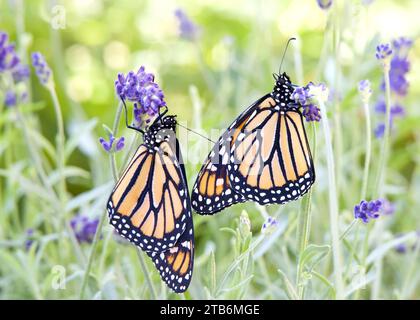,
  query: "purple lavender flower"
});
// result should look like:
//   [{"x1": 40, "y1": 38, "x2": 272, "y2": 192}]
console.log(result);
[
  {"x1": 380, "y1": 198, "x2": 395, "y2": 216},
  {"x1": 302, "y1": 104, "x2": 321, "y2": 122},
  {"x1": 12, "y1": 64, "x2": 30, "y2": 83},
  {"x1": 4, "y1": 90, "x2": 16, "y2": 107},
  {"x1": 24, "y1": 228, "x2": 35, "y2": 251},
  {"x1": 99, "y1": 133, "x2": 125, "y2": 153},
  {"x1": 174, "y1": 9, "x2": 200, "y2": 41},
  {"x1": 115, "y1": 136, "x2": 125, "y2": 151},
  {"x1": 374, "y1": 100, "x2": 405, "y2": 138},
  {"x1": 374, "y1": 101, "x2": 406, "y2": 118},
  {"x1": 31, "y1": 52, "x2": 51, "y2": 85},
  {"x1": 261, "y1": 216, "x2": 278, "y2": 235},
  {"x1": 291, "y1": 86, "x2": 308, "y2": 105},
  {"x1": 354, "y1": 199, "x2": 383, "y2": 223},
  {"x1": 0, "y1": 32, "x2": 20, "y2": 72},
  {"x1": 291, "y1": 84, "x2": 323, "y2": 122},
  {"x1": 395, "y1": 242, "x2": 407, "y2": 254},
  {"x1": 381, "y1": 56, "x2": 410, "y2": 96},
  {"x1": 70, "y1": 214, "x2": 99, "y2": 244},
  {"x1": 358, "y1": 79, "x2": 372, "y2": 95},
  {"x1": 375, "y1": 43, "x2": 393, "y2": 60},
  {"x1": 99, "y1": 134, "x2": 114, "y2": 152},
  {"x1": 392, "y1": 37, "x2": 413, "y2": 51},
  {"x1": 374, "y1": 123, "x2": 385, "y2": 139},
  {"x1": 115, "y1": 66, "x2": 167, "y2": 125},
  {"x1": 317, "y1": 0, "x2": 333, "y2": 10}
]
